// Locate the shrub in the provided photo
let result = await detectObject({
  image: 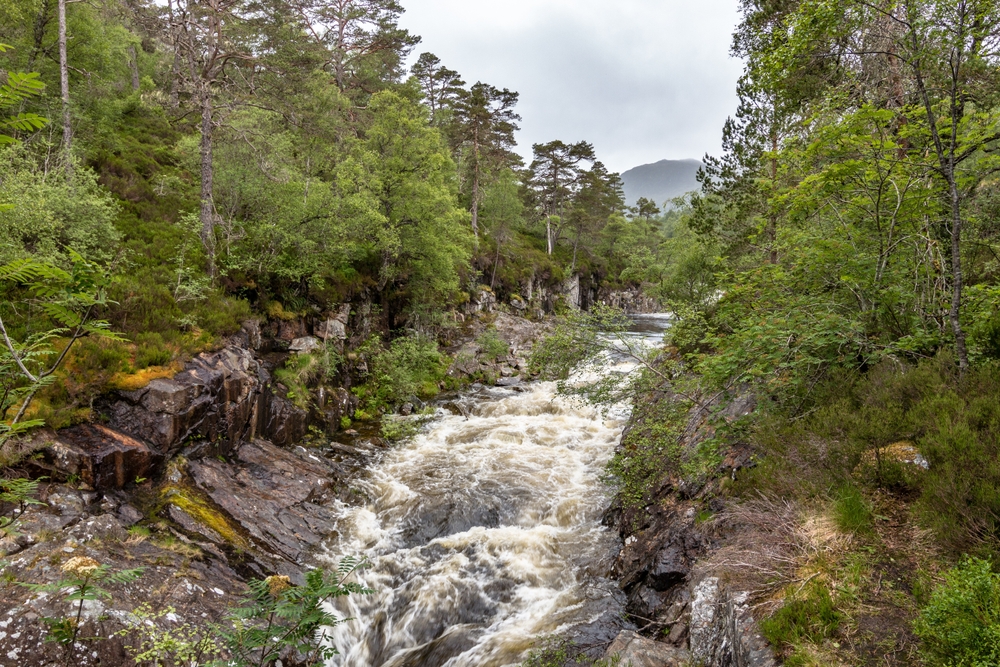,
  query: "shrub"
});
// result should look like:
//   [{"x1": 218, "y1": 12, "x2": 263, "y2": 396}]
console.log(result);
[
  {"x1": 914, "y1": 558, "x2": 1000, "y2": 667},
  {"x1": 355, "y1": 334, "x2": 447, "y2": 412},
  {"x1": 476, "y1": 328, "x2": 509, "y2": 360},
  {"x1": 133, "y1": 332, "x2": 174, "y2": 369}
]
